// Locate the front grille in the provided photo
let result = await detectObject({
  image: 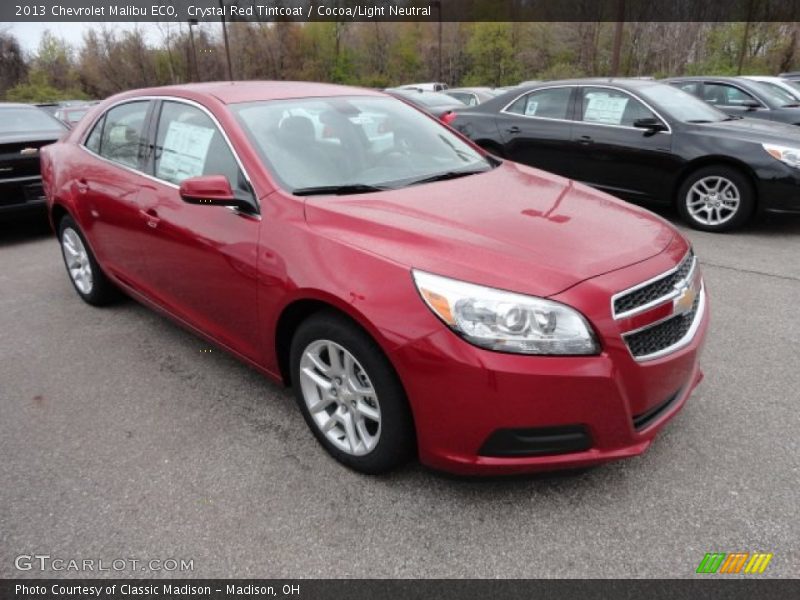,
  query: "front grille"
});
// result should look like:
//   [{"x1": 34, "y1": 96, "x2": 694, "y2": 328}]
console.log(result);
[
  {"x1": 624, "y1": 292, "x2": 701, "y2": 359},
  {"x1": 613, "y1": 250, "x2": 694, "y2": 316}
]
